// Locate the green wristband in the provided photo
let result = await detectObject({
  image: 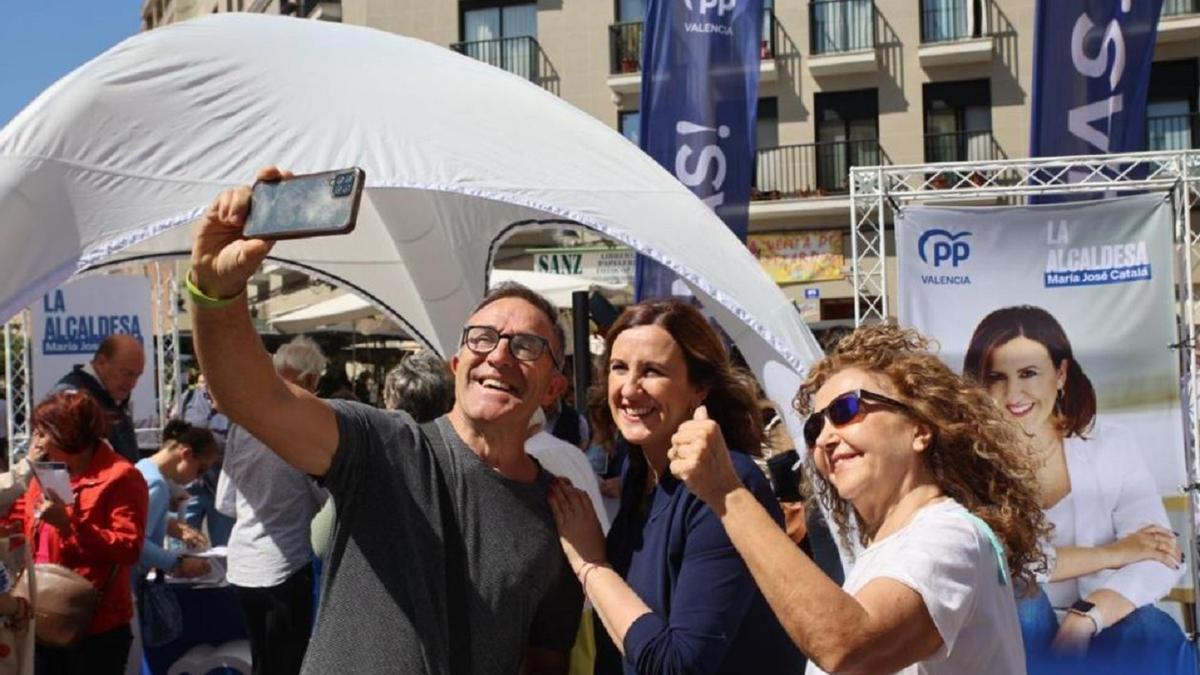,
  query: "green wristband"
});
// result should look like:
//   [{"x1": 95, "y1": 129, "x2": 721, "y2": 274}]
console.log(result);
[{"x1": 185, "y1": 270, "x2": 245, "y2": 309}]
